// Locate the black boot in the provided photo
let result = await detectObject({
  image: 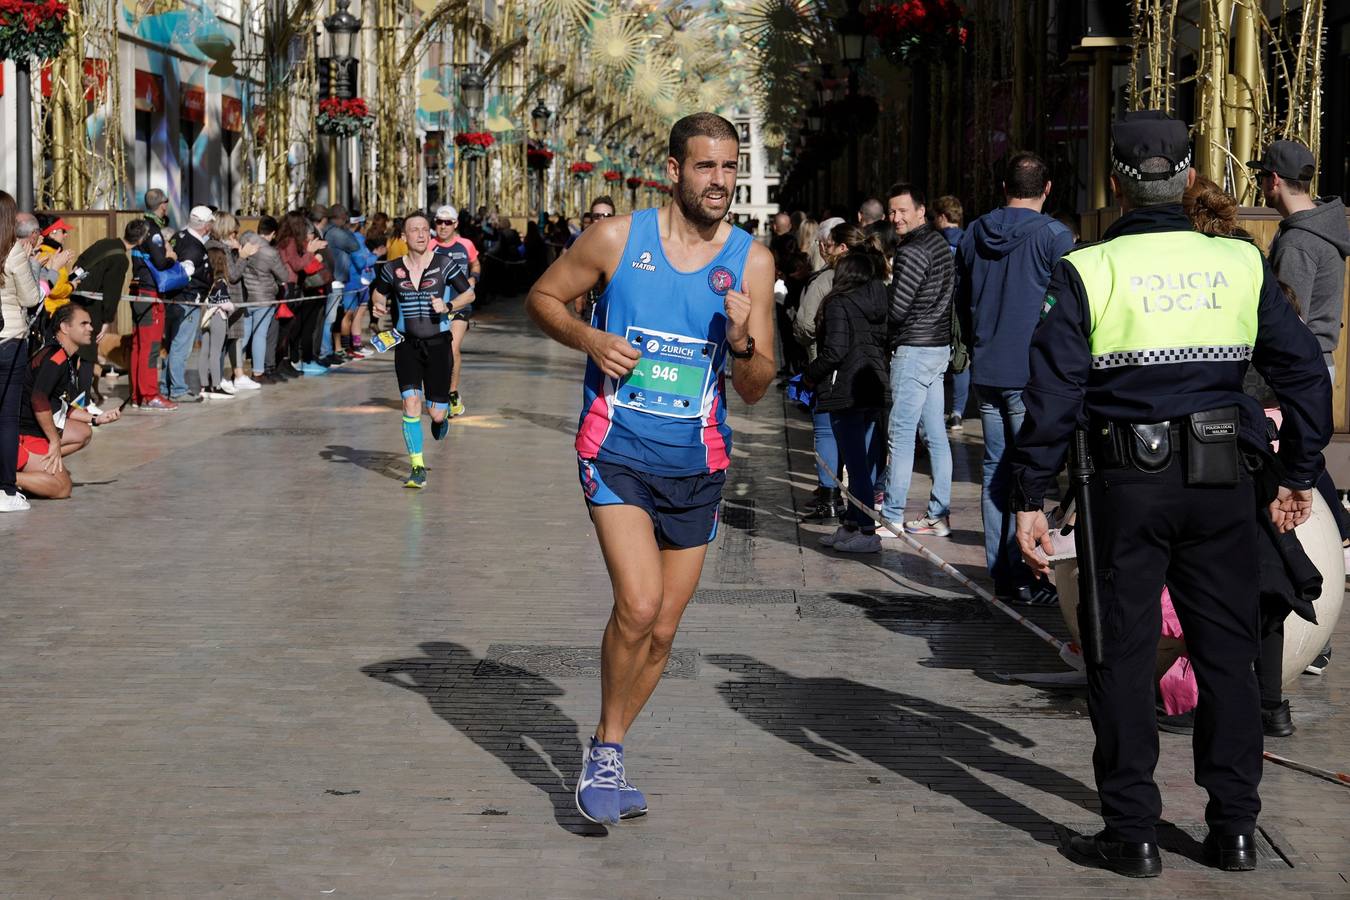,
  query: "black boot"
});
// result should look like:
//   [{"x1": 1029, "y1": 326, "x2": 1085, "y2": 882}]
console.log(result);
[
  {"x1": 1262, "y1": 700, "x2": 1295, "y2": 737},
  {"x1": 1203, "y1": 832, "x2": 1258, "y2": 871},
  {"x1": 1067, "y1": 831, "x2": 1162, "y2": 878},
  {"x1": 802, "y1": 487, "x2": 842, "y2": 522}
]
